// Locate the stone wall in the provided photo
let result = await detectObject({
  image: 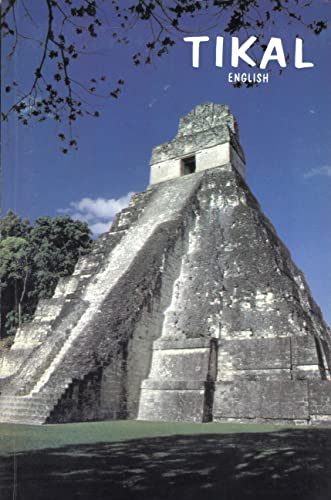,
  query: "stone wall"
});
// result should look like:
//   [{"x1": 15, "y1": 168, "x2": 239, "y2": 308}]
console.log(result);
[{"x1": 138, "y1": 165, "x2": 331, "y2": 425}]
